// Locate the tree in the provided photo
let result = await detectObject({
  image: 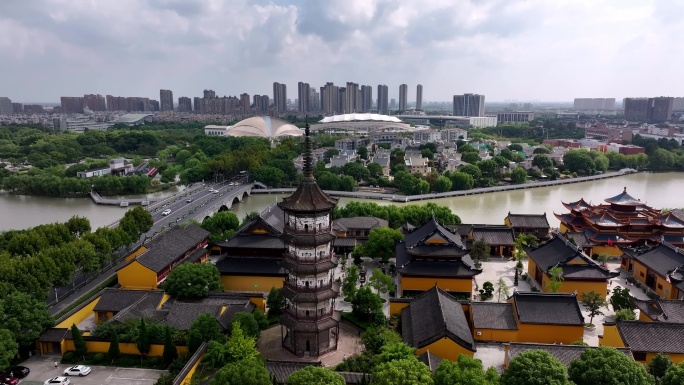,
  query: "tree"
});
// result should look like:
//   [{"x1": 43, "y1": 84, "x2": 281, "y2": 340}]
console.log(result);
[
  {"x1": 563, "y1": 150, "x2": 595, "y2": 175},
  {"x1": 662, "y1": 363, "x2": 684, "y2": 385},
  {"x1": 649, "y1": 148, "x2": 675, "y2": 171},
  {"x1": 65, "y1": 215, "x2": 91, "y2": 238},
  {"x1": 614, "y1": 309, "x2": 636, "y2": 321},
  {"x1": 371, "y1": 358, "x2": 433, "y2": 385},
  {"x1": 368, "y1": 269, "x2": 394, "y2": 295},
  {"x1": 343, "y1": 162, "x2": 370, "y2": 182},
  {"x1": 501, "y1": 349, "x2": 571, "y2": 385},
  {"x1": 494, "y1": 278, "x2": 510, "y2": 302},
  {"x1": 253, "y1": 309, "x2": 268, "y2": 330},
  {"x1": 597, "y1": 253, "x2": 610, "y2": 267},
  {"x1": 161, "y1": 263, "x2": 223, "y2": 299},
  {"x1": 163, "y1": 326, "x2": 178, "y2": 364},
  {"x1": 480, "y1": 281, "x2": 494, "y2": 300},
  {"x1": 609, "y1": 286, "x2": 635, "y2": 312},
  {"x1": 210, "y1": 358, "x2": 272, "y2": 385},
  {"x1": 342, "y1": 265, "x2": 360, "y2": 301},
  {"x1": 581, "y1": 291, "x2": 607, "y2": 326},
  {"x1": 361, "y1": 326, "x2": 402, "y2": 355},
  {"x1": 547, "y1": 267, "x2": 564, "y2": 293},
  {"x1": 510, "y1": 167, "x2": 527, "y2": 184},
  {"x1": 0, "y1": 329, "x2": 18, "y2": 371},
  {"x1": 432, "y1": 176, "x2": 452, "y2": 193},
  {"x1": 367, "y1": 162, "x2": 384, "y2": 179},
  {"x1": 376, "y1": 342, "x2": 416, "y2": 364},
  {"x1": 225, "y1": 321, "x2": 259, "y2": 362},
  {"x1": 470, "y1": 239, "x2": 489, "y2": 266},
  {"x1": 352, "y1": 286, "x2": 383, "y2": 323},
  {"x1": 648, "y1": 352, "x2": 673, "y2": 383},
  {"x1": 363, "y1": 228, "x2": 403, "y2": 263},
  {"x1": 188, "y1": 313, "x2": 223, "y2": 353},
  {"x1": 201, "y1": 211, "x2": 241, "y2": 241},
  {"x1": 462, "y1": 152, "x2": 481, "y2": 164},
  {"x1": 356, "y1": 146, "x2": 369, "y2": 160},
  {"x1": 267, "y1": 287, "x2": 286, "y2": 318},
  {"x1": 450, "y1": 171, "x2": 474, "y2": 191},
  {"x1": 0, "y1": 291, "x2": 54, "y2": 348},
  {"x1": 137, "y1": 318, "x2": 151, "y2": 356},
  {"x1": 568, "y1": 346, "x2": 654, "y2": 385},
  {"x1": 72, "y1": 324, "x2": 87, "y2": 359},
  {"x1": 433, "y1": 354, "x2": 500, "y2": 385},
  {"x1": 231, "y1": 312, "x2": 260, "y2": 339},
  {"x1": 287, "y1": 366, "x2": 346, "y2": 385},
  {"x1": 107, "y1": 330, "x2": 120, "y2": 362},
  {"x1": 252, "y1": 166, "x2": 286, "y2": 187},
  {"x1": 532, "y1": 155, "x2": 553, "y2": 170}
]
